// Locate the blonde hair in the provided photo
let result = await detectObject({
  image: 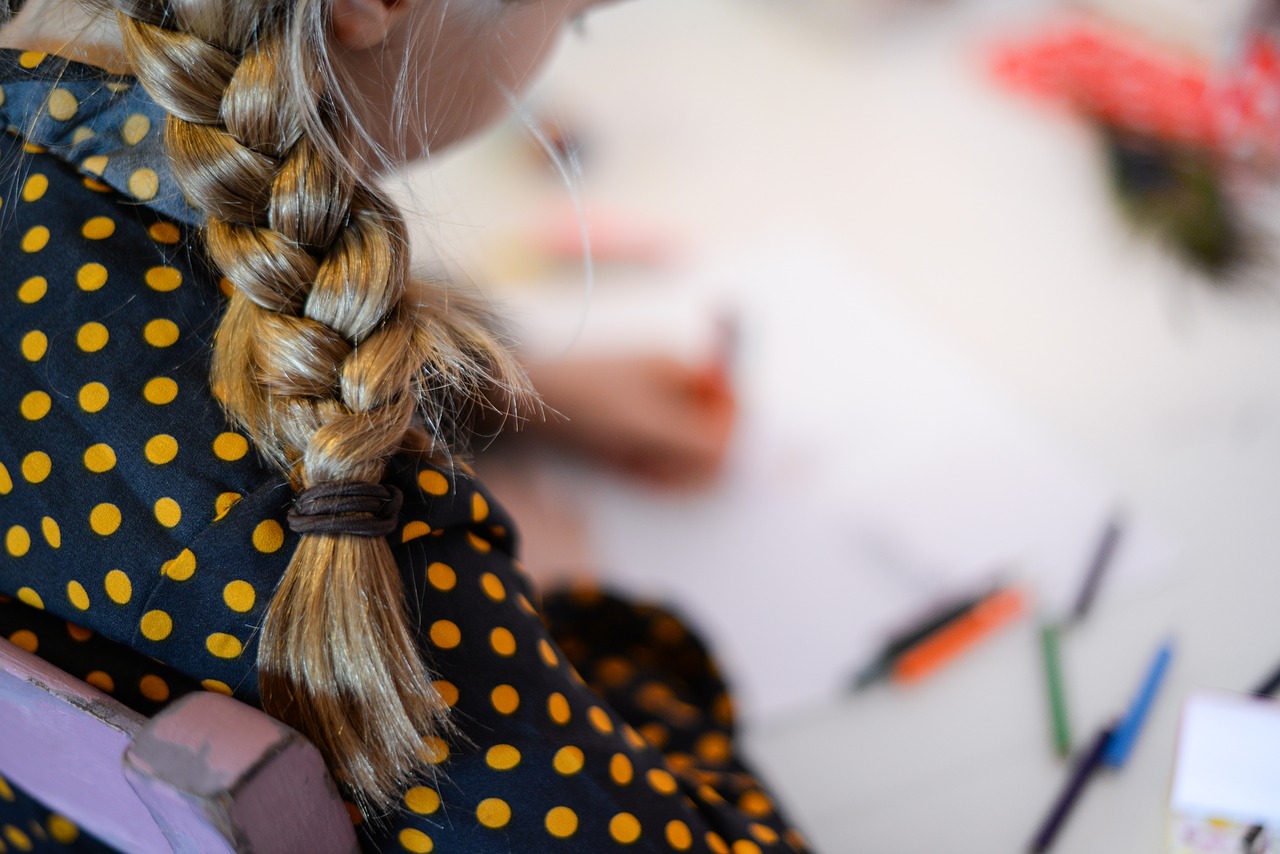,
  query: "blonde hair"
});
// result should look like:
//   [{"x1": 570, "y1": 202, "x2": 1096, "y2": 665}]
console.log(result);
[{"x1": 108, "y1": 0, "x2": 530, "y2": 809}]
